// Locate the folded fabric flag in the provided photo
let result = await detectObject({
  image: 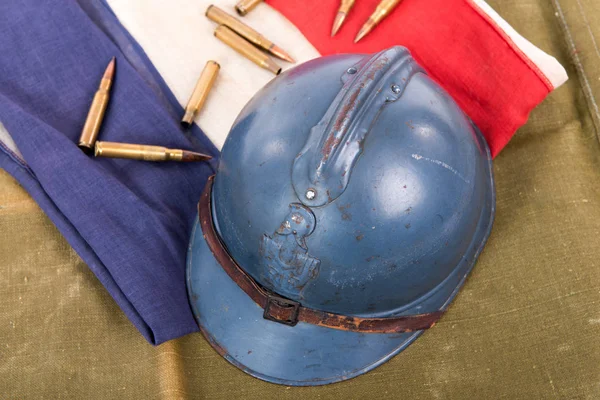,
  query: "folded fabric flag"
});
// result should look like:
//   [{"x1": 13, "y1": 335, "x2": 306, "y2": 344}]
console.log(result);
[
  {"x1": 0, "y1": 0, "x2": 217, "y2": 344},
  {"x1": 101, "y1": 0, "x2": 320, "y2": 149},
  {"x1": 267, "y1": 0, "x2": 568, "y2": 157},
  {"x1": 0, "y1": 0, "x2": 567, "y2": 345}
]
